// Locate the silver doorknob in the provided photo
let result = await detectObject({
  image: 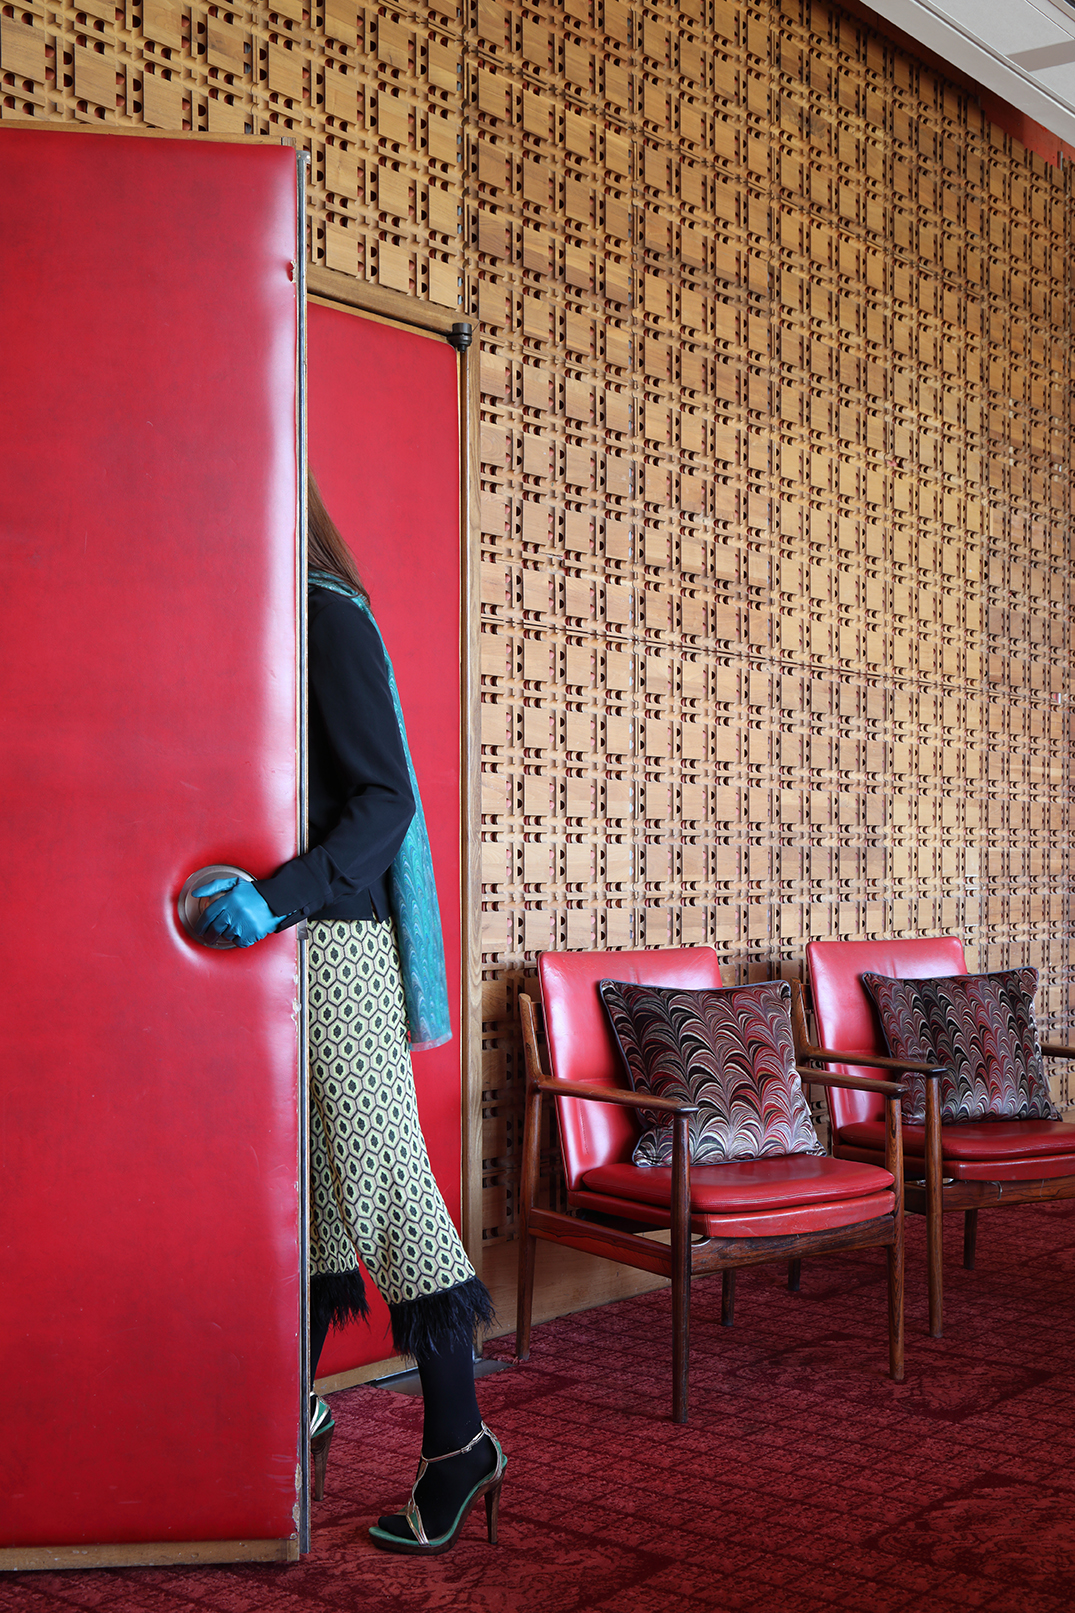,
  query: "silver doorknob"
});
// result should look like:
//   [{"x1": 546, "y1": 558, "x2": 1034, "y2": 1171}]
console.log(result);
[{"x1": 178, "y1": 865, "x2": 255, "y2": 948}]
